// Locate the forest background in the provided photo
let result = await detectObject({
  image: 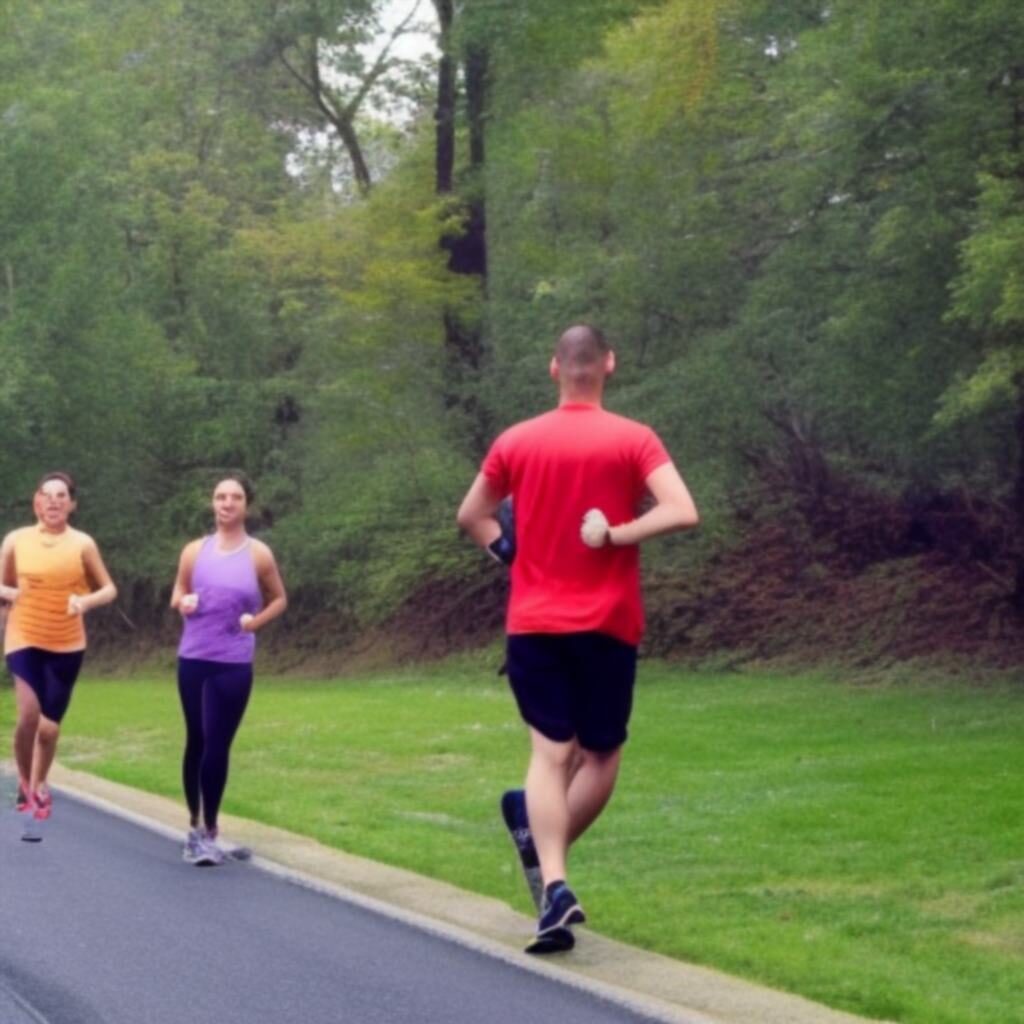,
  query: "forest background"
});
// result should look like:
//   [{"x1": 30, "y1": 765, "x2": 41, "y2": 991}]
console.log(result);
[{"x1": 2, "y1": 0, "x2": 1023, "y2": 671}]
